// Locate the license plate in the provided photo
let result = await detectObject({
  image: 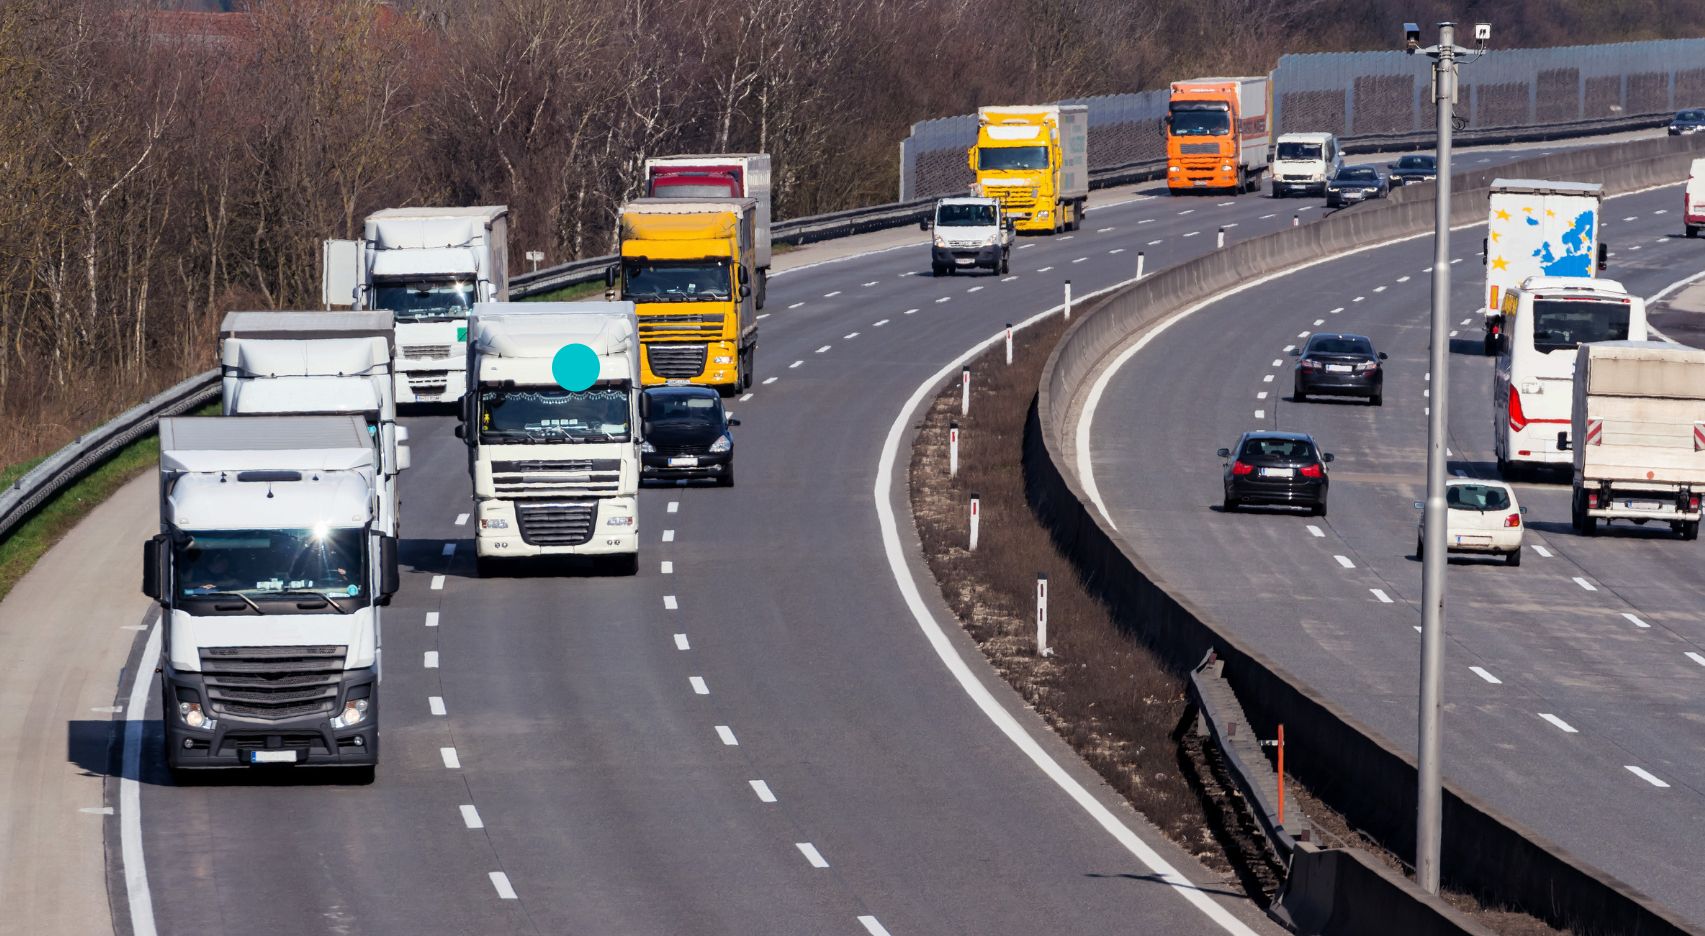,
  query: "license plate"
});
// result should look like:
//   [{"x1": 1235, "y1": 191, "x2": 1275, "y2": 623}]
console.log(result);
[
  {"x1": 955, "y1": 258, "x2": 974, "y2": 265},
  {"x1": 249, "y1": 750, "x2": 298, "y2": 764},
  {"x1": 1326, "y1": 364, "x2": 1352, "y2": 373},
  {"x1": 1259, "y1": 467, "x2": 1294, "y2": 478},
  {"x1": 1624, "y1": 500, "x2": 1661, "y2": 510},
  {"x1": 668, "y1": 456, "x2": 698, "y2": 467},
  {"x1": 1193, "y1": 181, "x2": 1207, "y2": 187},
  {"x1": 1456, "y1": 535, "x2": 1491, "y2": 546}
]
